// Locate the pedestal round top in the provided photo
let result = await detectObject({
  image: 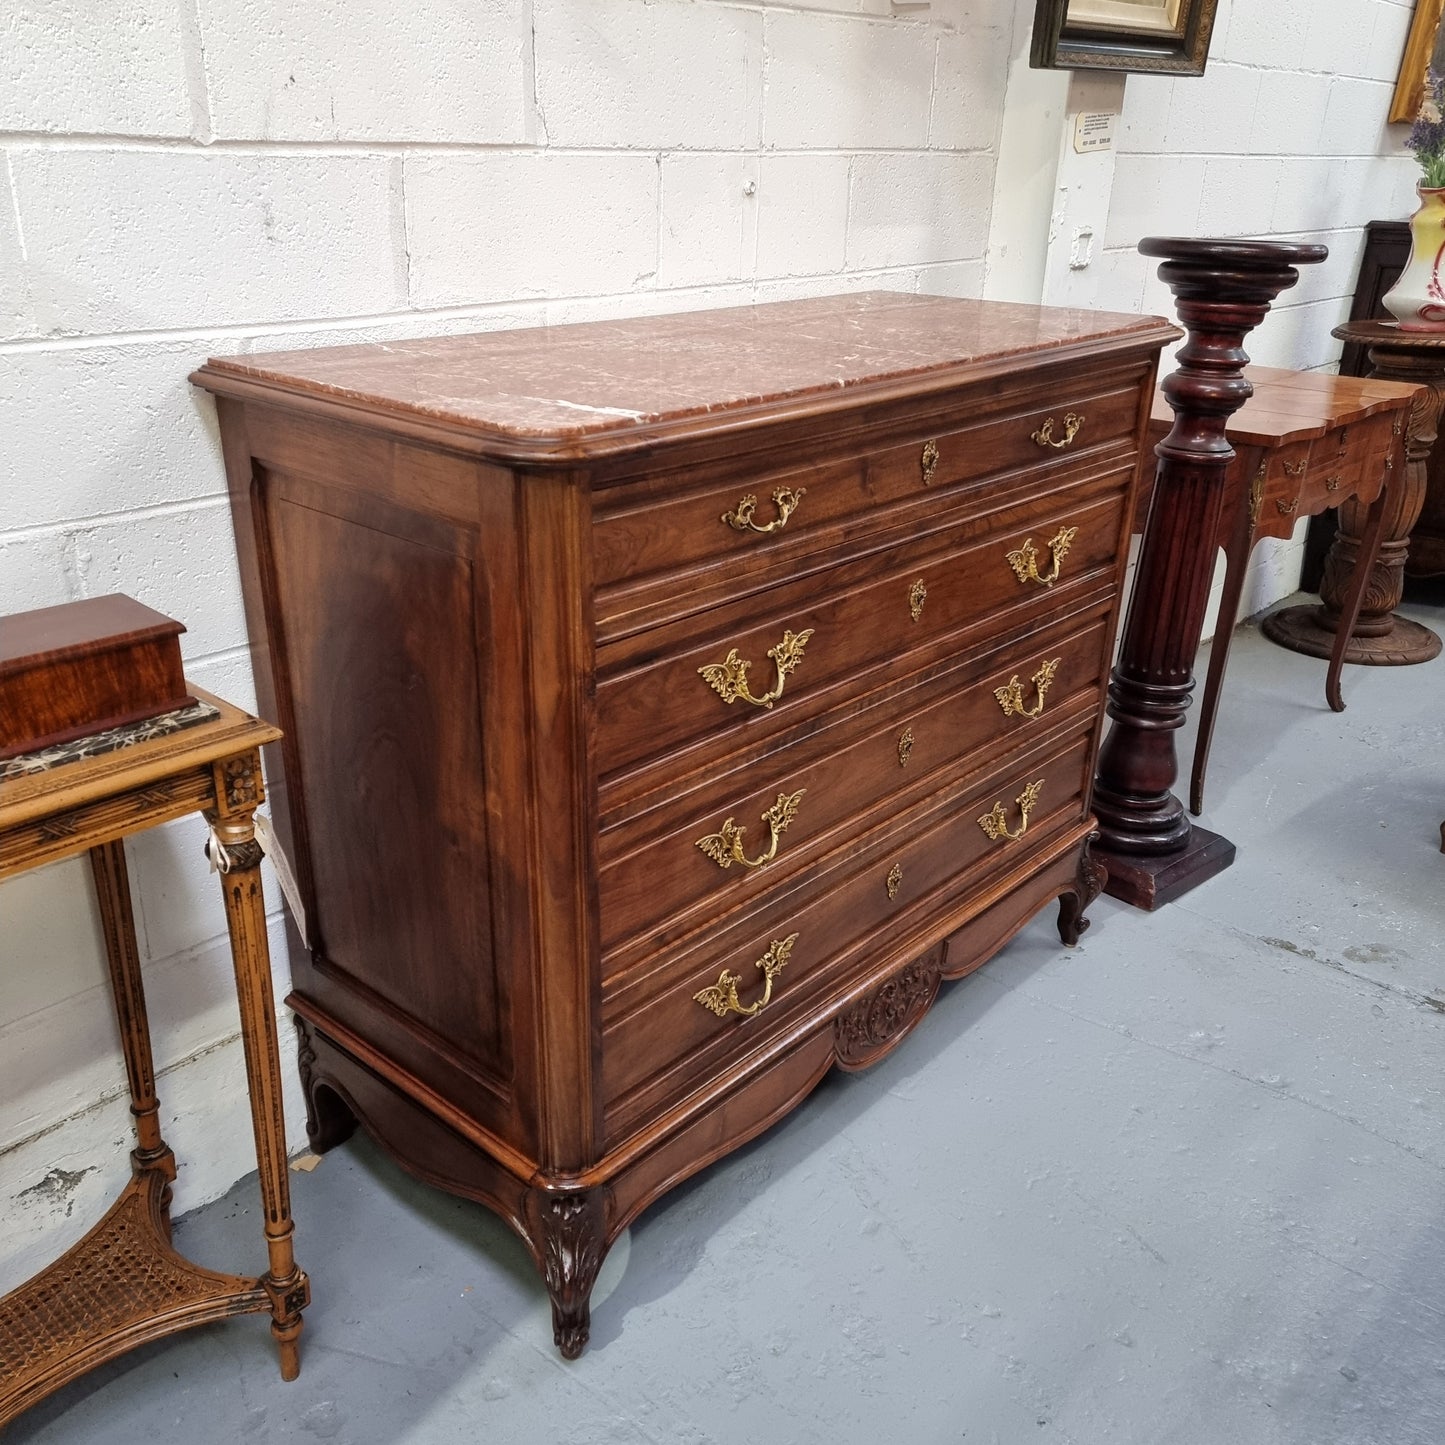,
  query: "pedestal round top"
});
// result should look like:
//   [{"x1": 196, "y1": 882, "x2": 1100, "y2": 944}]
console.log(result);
[
  {"x1": 1332, "y1": 319, "x2": 1445, "y2": 351},
  {"x1": 1139, "y1": 237, "x2": 1329, "y2": 268}
]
